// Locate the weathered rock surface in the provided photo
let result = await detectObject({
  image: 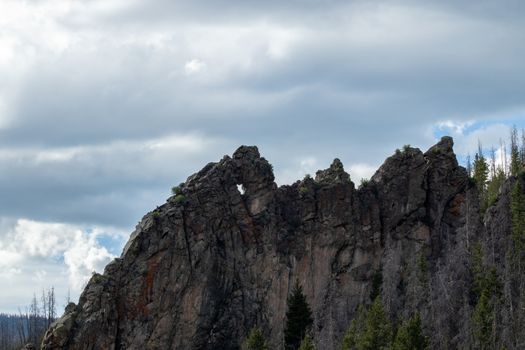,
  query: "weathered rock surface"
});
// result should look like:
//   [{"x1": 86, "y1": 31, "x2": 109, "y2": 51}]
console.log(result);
[{"x1": 42, "y1": 137, "x2": 525, "y2": 349}]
